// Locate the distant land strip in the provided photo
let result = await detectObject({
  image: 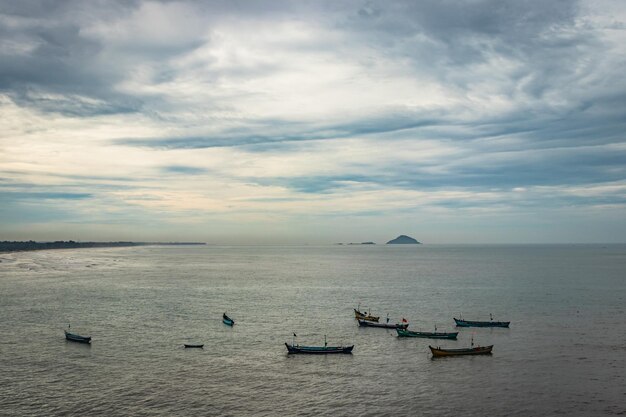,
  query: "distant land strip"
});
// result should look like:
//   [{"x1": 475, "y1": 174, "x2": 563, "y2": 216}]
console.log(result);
[{"x1": 0, "y1": 241, "x2": 206, "y2": 253}]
